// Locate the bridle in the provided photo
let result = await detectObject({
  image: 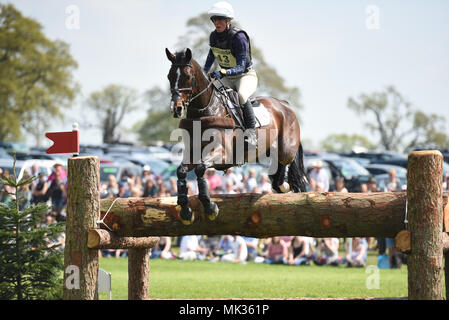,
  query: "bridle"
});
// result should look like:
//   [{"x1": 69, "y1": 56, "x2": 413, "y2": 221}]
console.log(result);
[{"x1": 170, "y1": 63, "x2": 213, "y2": 109}]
